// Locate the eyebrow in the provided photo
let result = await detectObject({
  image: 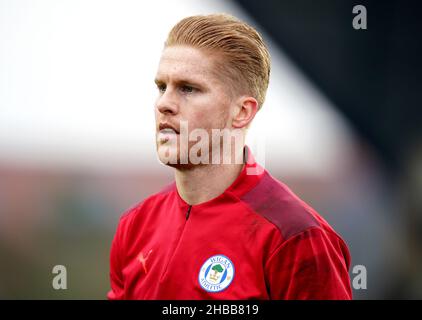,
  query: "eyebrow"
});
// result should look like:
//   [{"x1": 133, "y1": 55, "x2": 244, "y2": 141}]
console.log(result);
[{"x1": 154, "y1": 76, "x2": 206, "y2": 88}]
